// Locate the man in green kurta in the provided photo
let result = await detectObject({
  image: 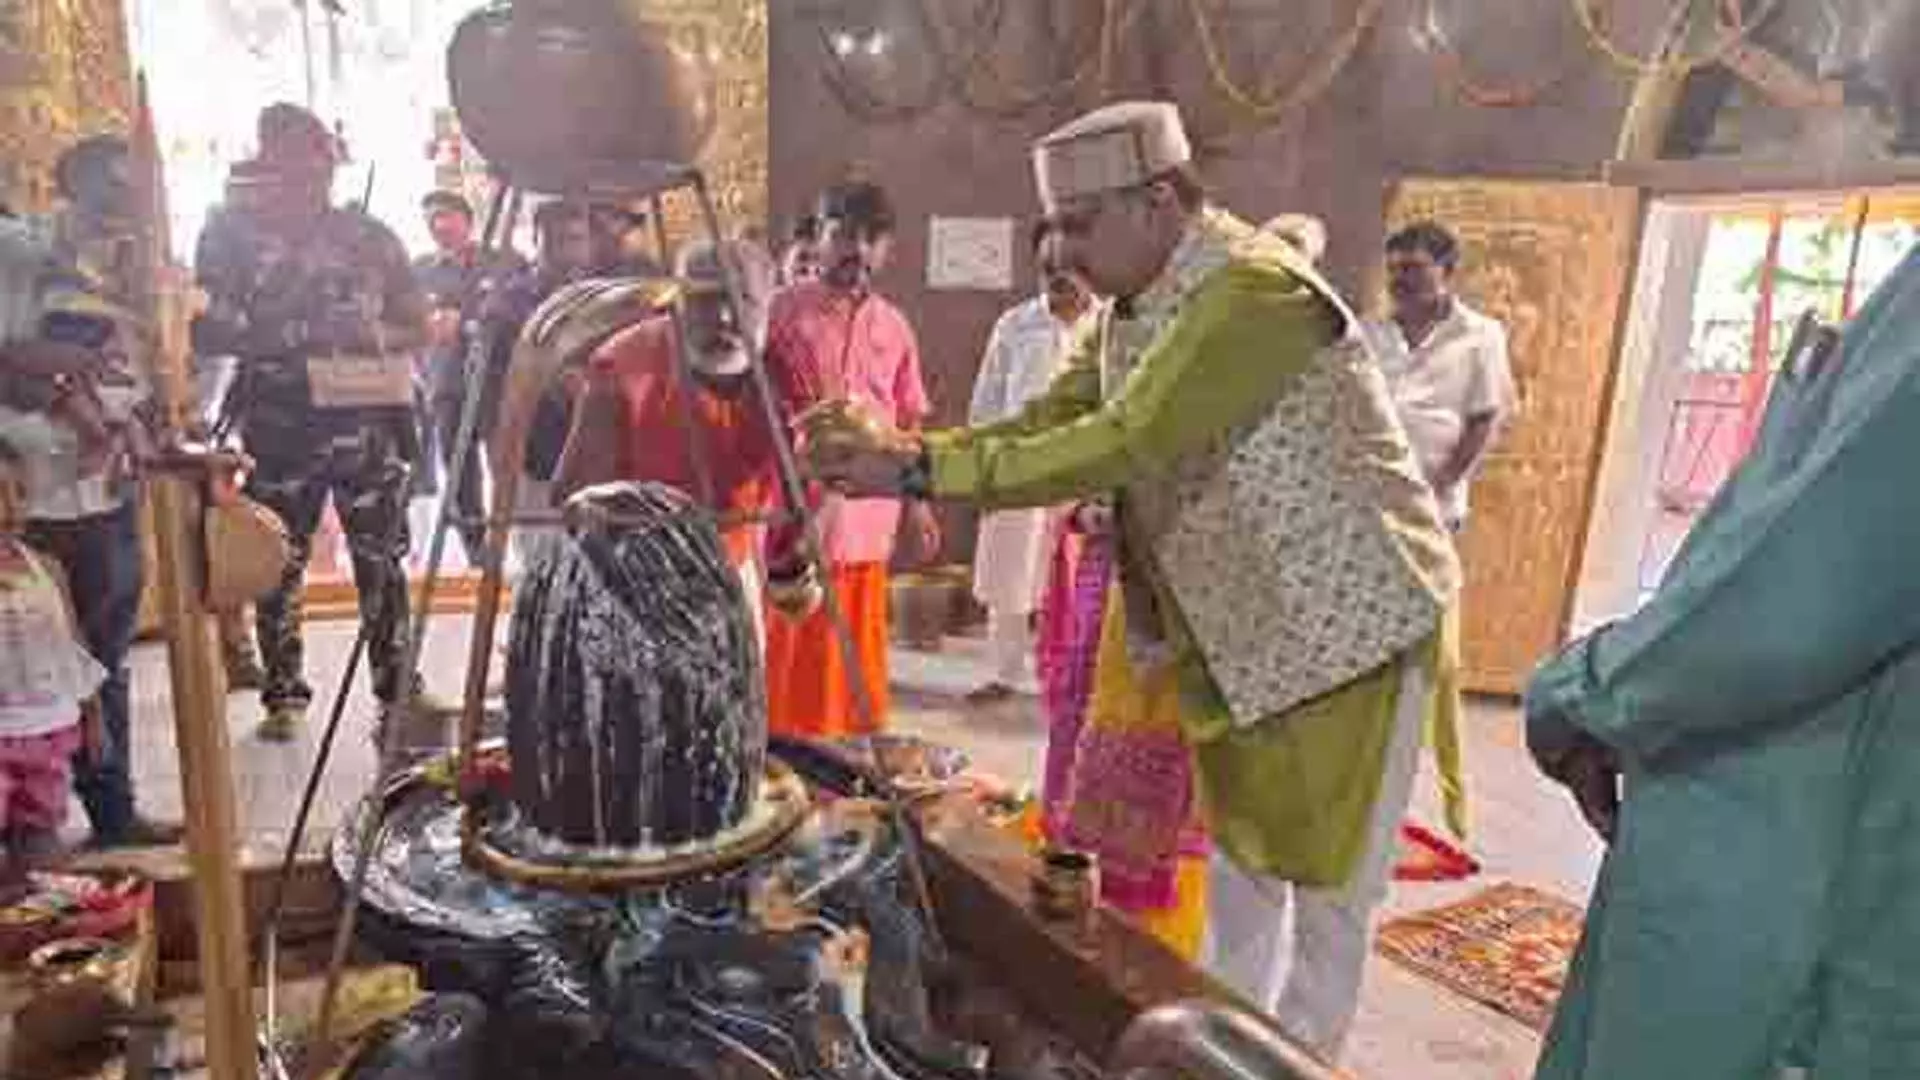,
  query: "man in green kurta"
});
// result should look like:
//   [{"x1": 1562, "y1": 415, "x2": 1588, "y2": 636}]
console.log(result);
[
  {"x1": 1525, "y1": 245, "x2": 1920, "y2": 1079},
  {"x1": 804, "y1": 101, "x2": 1463, "y2": 1060}
]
